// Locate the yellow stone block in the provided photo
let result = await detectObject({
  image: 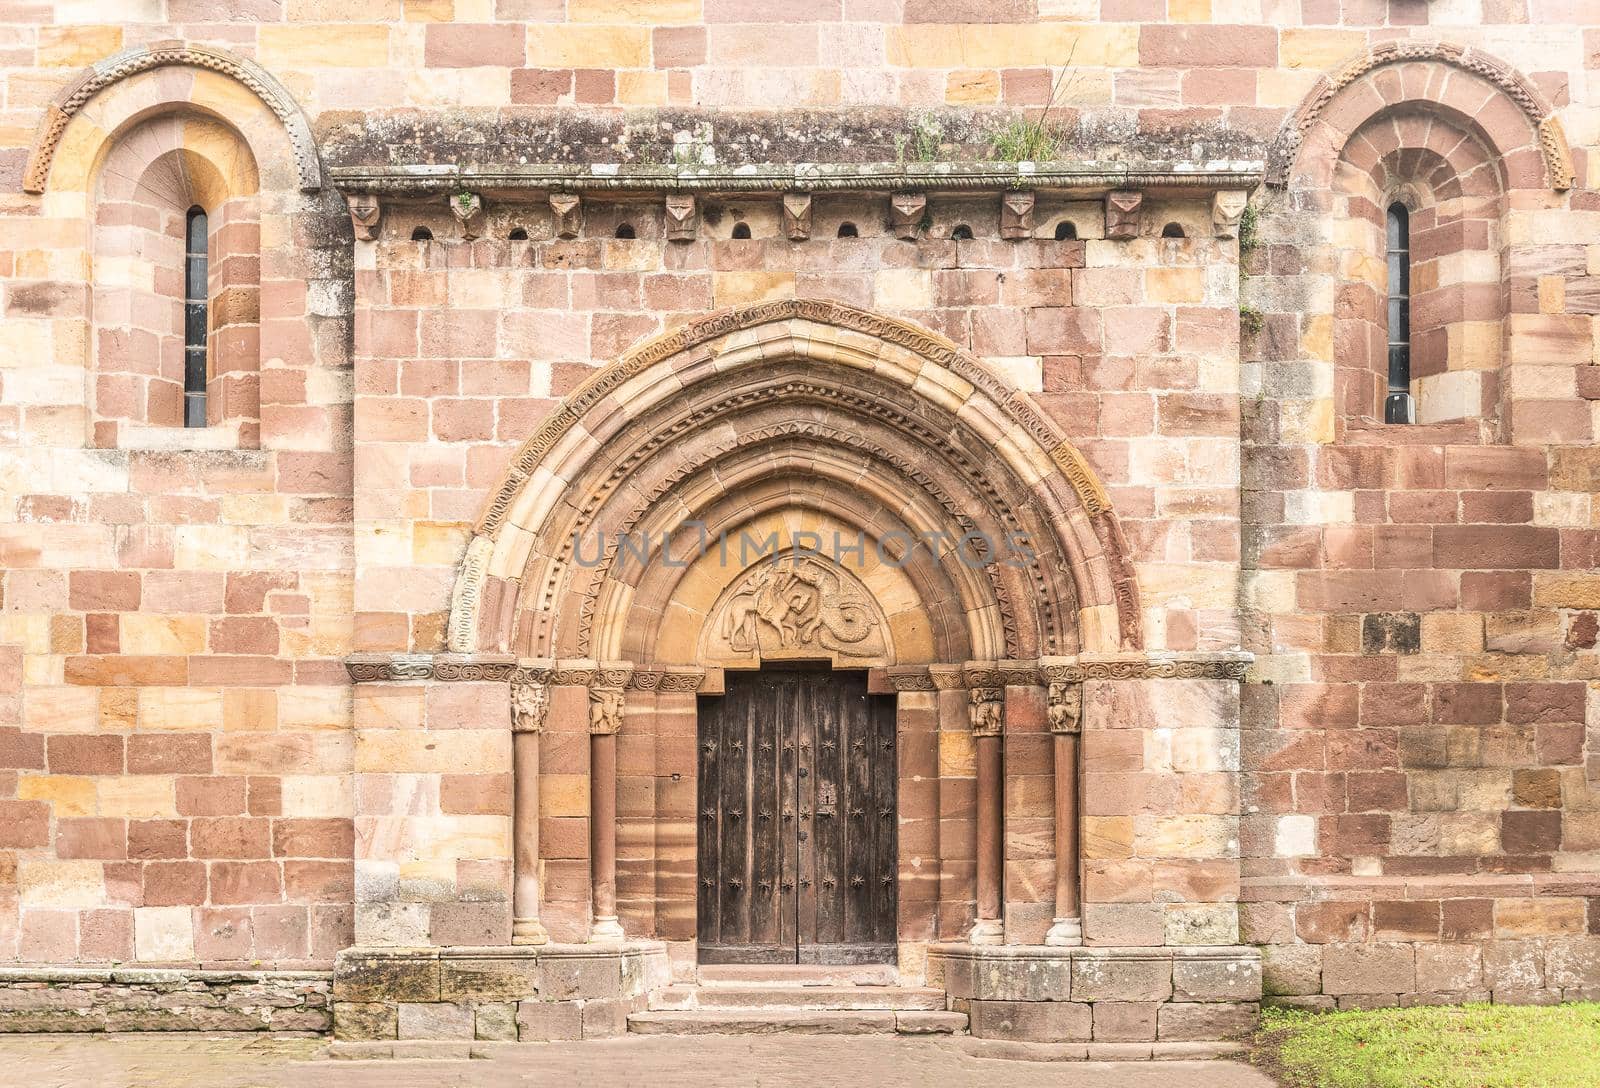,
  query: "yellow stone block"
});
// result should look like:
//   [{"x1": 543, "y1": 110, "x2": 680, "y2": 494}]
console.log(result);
[
  {"x1": 938, "y1": 731, "x2": 976, "y2": 778},
  {"x1": 540, "y1": 774, "x2": 591, "y2": 819},
  {"x1": 945, "y1": 70, "x2": 1000, "y2": 105},
  {"x1": 37, "y1": 25, "x2": 122, "y2": 67},
  {"x1": 404, "y1": 0, "x2": 454, "y2": 19},
  {"x1": 354, "y1": 687, "x2": 425, "y2": 731},
  {"x1": 1495, "y1": 896, "x2": 1586, "y2": 937},
  {"x1": 18, "y1": 774, "x2": 95, "y2": 818},
  {"x1": 413, "y1": 521, "x2": 470, "y2": 566},
  {"x1": 19, "y1": 860, "x2": 103, "y2": 909},
  {"x1": 525, "y1": 26, "x2": 651, "y2": 68},
  {"x1": 24, "y1": 686, "x2": 98, "y2": 733},
  {"x1": 1135, "y1": 814, "x2": 1237, "y2": 858},
  {"x1": 712, "y1": 271, "x2": 796, "y2": 308},
  {"x1": 121, "y1": 615, "x2": 207, "y2": 656},
  {"x1": 1420, "y1": 613, "x2": 1484, "y2": 654},
  {"x1": 1166, "y1": 0, "x2": 1211, "y2": 21},
  {"x1": 224, "y1": 689, "x2": 279, "y2": 731},
  {"x1": 100, "y1": 688, "x2": 137, "y2": 732},
  {"x1": 219, "y1": 494, "x2": 290, "y2": 525},
  {"x1": 1083, "y1": 815, "x2": 1134, "y2": 859},
  {"x1": 97, "y1": 776, "x2": 176, "y2": 819},
  {"x1": 1280, "y1": 29, "x2": 1364, "y2": 71},
  {"x1": 617, "y1": 70, "x2": 669, "y2": 106},
  {"x1": 280, "y1": 687, "x2": 352, "y2": 731},
  {"x1": 875, "y1": 269, "x2": 934, "y2": 310},
  {"x1": 885, "y1": 25, "x2": 1138, "y2": 69},
  {"x1": 568, "y1": 0, "x2": 700, "y2": 23},
  {"x1": 259, "y1": 24, "x2": 392, "y2": 68},
  {"x1": 1146, "y1": 268, "x2": 1204, "y2": 304},
  {"x1": 1533, "y1": 574, "x2": 1600, "y2": 609},
  {"x1": 137, "y1": 687, "x2": 224, "y2": 731}
]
